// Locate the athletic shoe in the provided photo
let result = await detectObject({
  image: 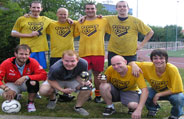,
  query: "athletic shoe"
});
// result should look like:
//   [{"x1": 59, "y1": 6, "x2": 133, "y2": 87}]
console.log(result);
[
  {"x1": 128, "y1": 109, "x2": 134, "y2": 114},
  {"x1": 47, "y1": 98, "x2": 57, "y2": 109},
  {"x1": 147, "y1": 110, "x2": 157, "y2": 117},
  {"x1": 74, "y1": 107, "x2": 89, "y2": 116},
  {"x1": 36, "y1": 92, "x2": 42, "y2": 99},
  {"x1": 168, "y1": 115, "x2": 179, "y2": 119},
  {"x1": 102, "y1": 107, "x2": 116, "y2": 116},
  {"x1": 58, "y1": 93, "x2": 75, "y2": 102},
  {"x1": 94, "y1": 96, "x2": 103, "y2": 103},
  {"x1": 27, "y1": 103, "x2": 36, "y2": 112}
]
